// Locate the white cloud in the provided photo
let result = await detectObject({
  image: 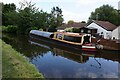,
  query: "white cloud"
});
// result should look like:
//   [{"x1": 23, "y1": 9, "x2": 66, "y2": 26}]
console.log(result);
[
  {"x1": 75, "y1": 0, "x2": 97, "y2": 5},
  {"x1": 118, "y1": 1, "x2": 120, "y2": 10},
  {"x1": 1, "y1": 0, "x2": 22, "y2": 4},
  {"x1": 63, "y1": 10, "x2": 77, "y2": 22},
  {"x1": 76, "y1": 0, "x2": 119, "y2": 3},
  {"x1": 63, "y1": 10, "x2": 89, "y2": 23},
  {"x1": 25, "y1": 0, "x2": 75, "y2": 3},
  {"x1": 75, "y1": 0, "x2": 119, "y2": 9}
]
